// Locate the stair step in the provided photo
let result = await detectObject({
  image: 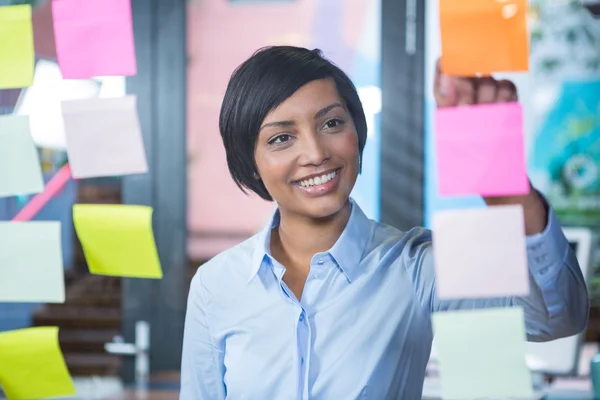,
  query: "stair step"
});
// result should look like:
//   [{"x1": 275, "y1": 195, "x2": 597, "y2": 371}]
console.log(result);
[
  {"x1": 34, "y1": 306, "x2": 121, "y2": 330},
  {"x1": 65, "y1": 293, "x2": 121, "y2": 307},
  {"x1": 59, "y1": 329, "x2": 121, "y2": 353},
  {"x1": 67, "y1": 274, "x2": 121, "y2": 296},
  {"x1": 64, "y1": 353, "x2": 121, "y2": 376}
]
